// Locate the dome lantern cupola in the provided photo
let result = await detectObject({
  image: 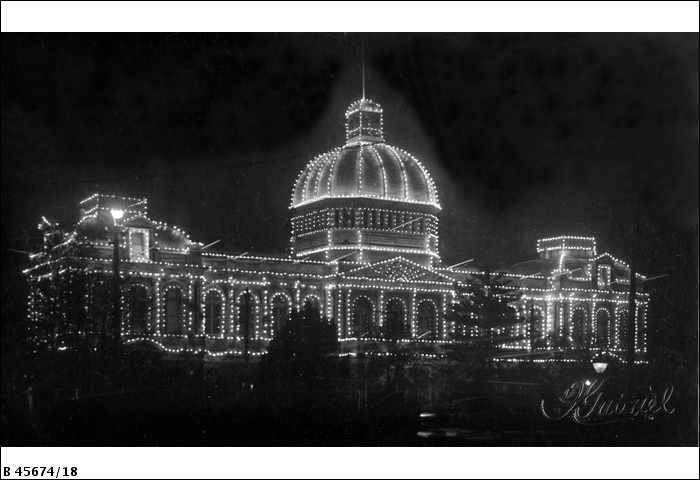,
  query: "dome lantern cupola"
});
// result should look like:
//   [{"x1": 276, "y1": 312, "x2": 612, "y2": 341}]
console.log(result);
[{"x1": 345, "y1": 98, "x2": 384, "y2": 144}]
